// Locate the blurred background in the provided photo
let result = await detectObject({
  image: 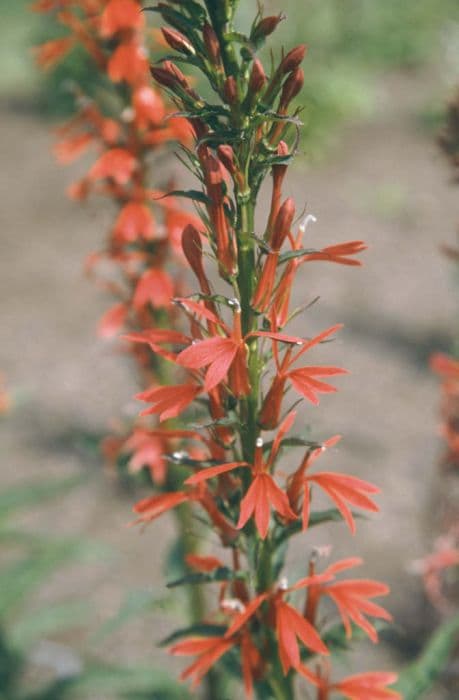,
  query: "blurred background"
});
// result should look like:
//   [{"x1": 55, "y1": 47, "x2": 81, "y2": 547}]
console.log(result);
[{"x1": 1, "y1": 1, "x2": 459, "y2": 698}]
